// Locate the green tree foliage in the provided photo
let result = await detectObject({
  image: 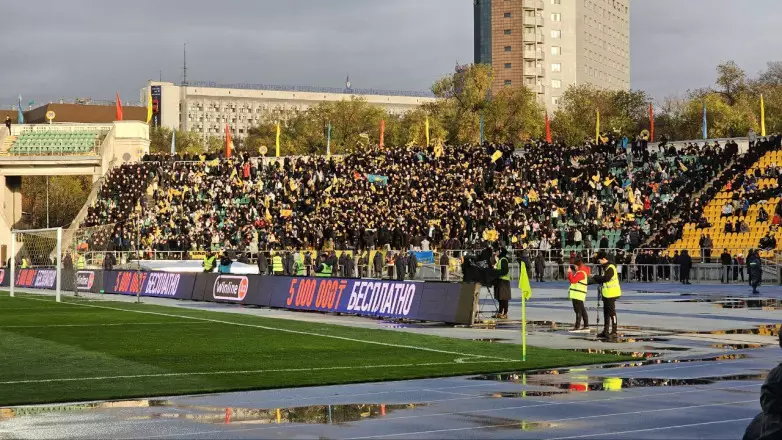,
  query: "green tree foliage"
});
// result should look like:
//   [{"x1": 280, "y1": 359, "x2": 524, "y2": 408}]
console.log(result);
[
  {"x1": 551, "y1": 84, "x2": 650, "y2": 144},
  {"x1": 149, "y1": 126, "x2": 212, "y2": 155},
  {"x1": 22, "y1": 176, "x2": 91, "y2": 228}
]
